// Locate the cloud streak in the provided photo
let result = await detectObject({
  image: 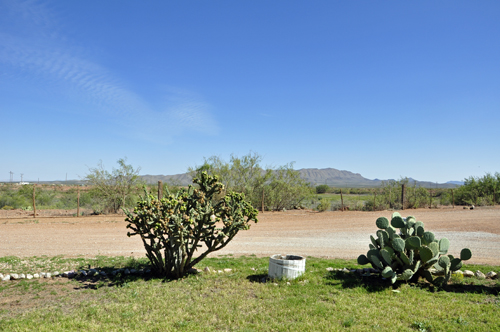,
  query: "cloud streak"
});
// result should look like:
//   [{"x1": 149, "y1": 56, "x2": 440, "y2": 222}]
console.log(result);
[{"x1": 0, "y1": 0, "x2": 218, "y2": 142}]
